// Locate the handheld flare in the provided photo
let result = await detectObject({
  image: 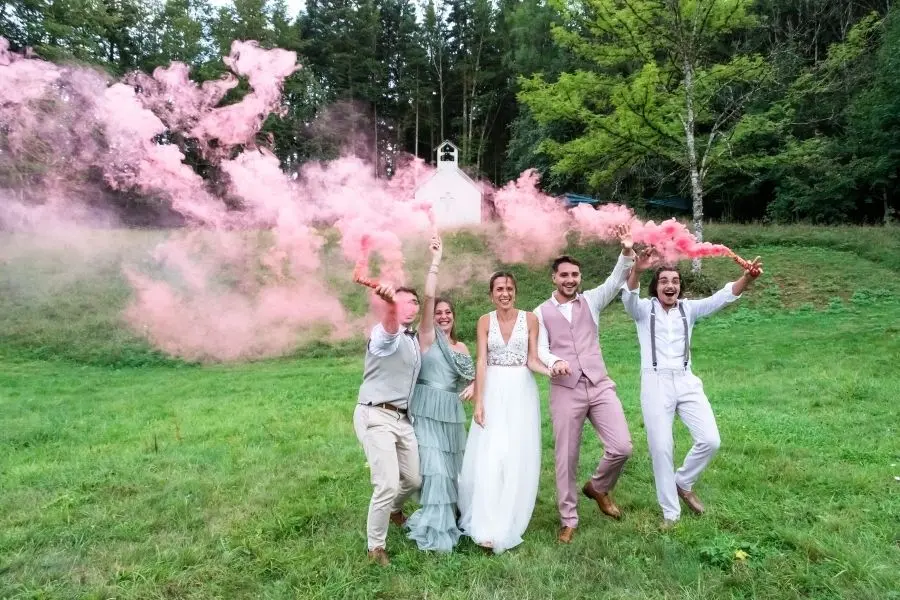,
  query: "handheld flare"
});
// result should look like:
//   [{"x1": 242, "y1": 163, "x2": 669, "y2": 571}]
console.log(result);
[
  {"x1": 352, "y1": 233, "x2": 380, "y2": 289},
  {"x1": 352, "y1": 261, "x2": 379, "y2": 289},
  {"x1": 727, "y1": 251, "x2": 761, "y2": 277}
]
